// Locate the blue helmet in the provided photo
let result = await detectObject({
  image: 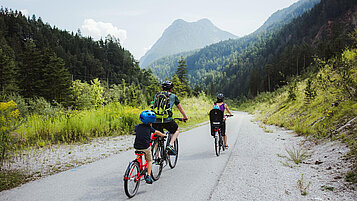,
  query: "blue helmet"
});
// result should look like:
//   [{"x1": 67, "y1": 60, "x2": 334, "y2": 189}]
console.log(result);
[{"x1": 139, "y1": 110, "x2": 156, "y2": 124}]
